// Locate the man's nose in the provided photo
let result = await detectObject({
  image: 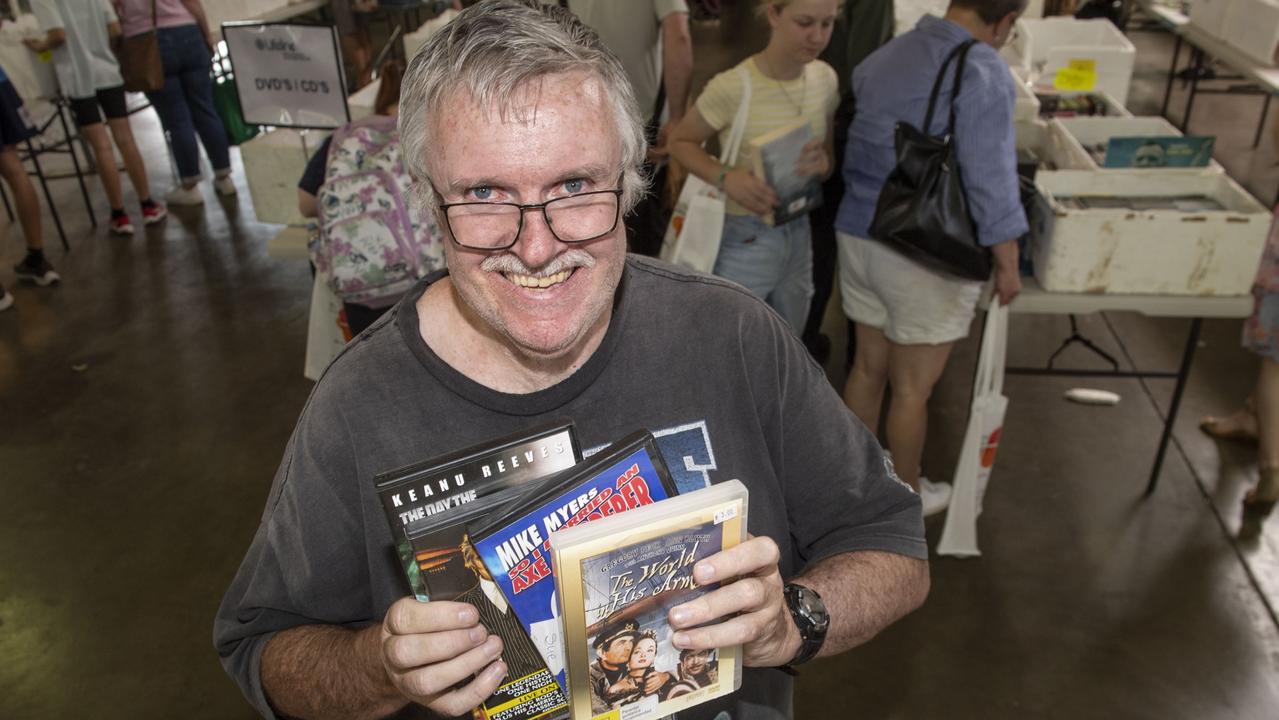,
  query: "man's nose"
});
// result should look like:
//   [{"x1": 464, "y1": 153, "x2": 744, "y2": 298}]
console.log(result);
[{"x1": 512, "y1": 206, "x2": 562, "y2": 267}]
